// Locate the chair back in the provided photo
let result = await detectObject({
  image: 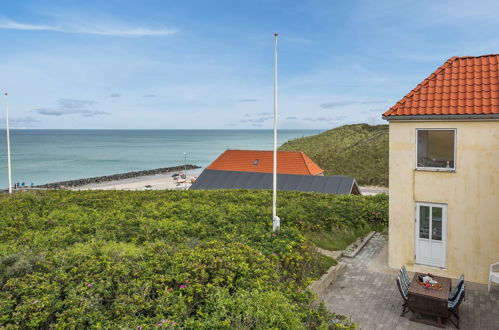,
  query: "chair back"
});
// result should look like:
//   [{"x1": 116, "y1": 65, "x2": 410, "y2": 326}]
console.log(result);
[
  {"x1": 449, "y1": 274, "x2": 465, "y2": 300},
  {"x1": 448, "y1": 283, "x2": 465, "y2": 310},
  {"x1": 399, "y1": 270, "x2": 410, "y2": 290},
  {"x1": 400, "y1": 266, "x2": 411, "y2": 288},
  {"x1": 396, "y1": 275, "x2": 408, "y2": 301}
]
